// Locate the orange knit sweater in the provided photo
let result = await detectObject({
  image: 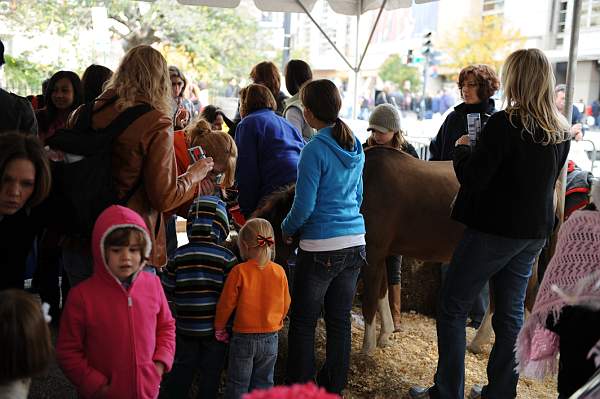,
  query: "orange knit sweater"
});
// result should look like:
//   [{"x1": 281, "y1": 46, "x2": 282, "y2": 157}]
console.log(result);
[{"x1": 214, "y1": 259, "x2": 291, "y2": 333}]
